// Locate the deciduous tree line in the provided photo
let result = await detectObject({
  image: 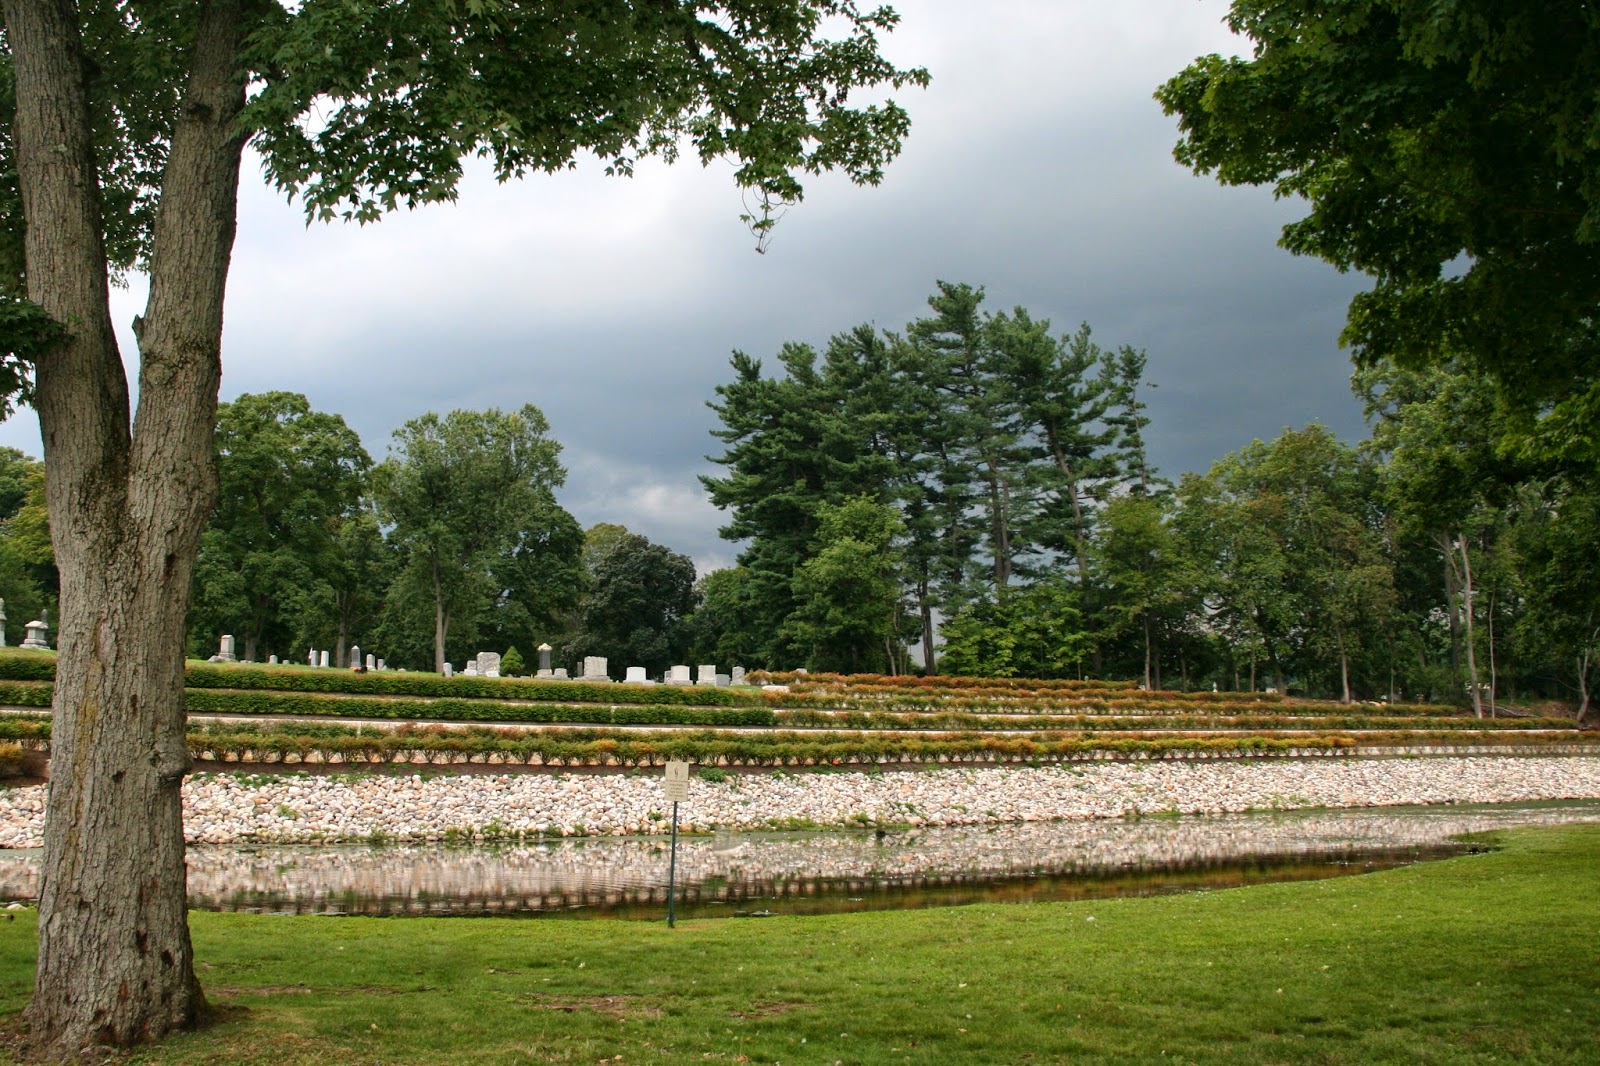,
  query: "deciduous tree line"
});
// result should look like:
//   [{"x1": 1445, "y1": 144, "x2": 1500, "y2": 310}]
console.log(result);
[
  {"x1": 696, "y1": 286, "x2": 1600, "y2": 721},
  {"x1": 3, "y1": 326, "x2": 1593, "y2": 722},
  {"x1": 172, "y1": 395, "x2": 698, "y2": 679},
  {"x1": 0, "y1": 395, "x2": 701, "y2": 679}
]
